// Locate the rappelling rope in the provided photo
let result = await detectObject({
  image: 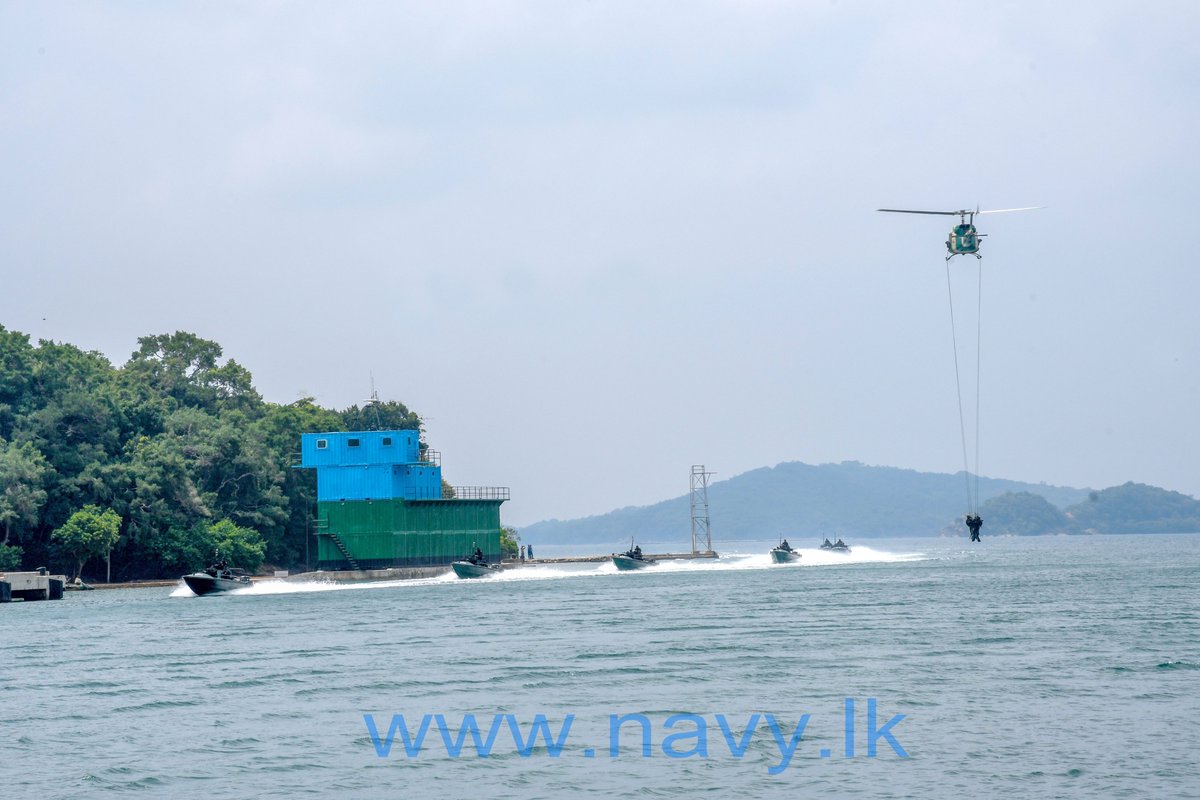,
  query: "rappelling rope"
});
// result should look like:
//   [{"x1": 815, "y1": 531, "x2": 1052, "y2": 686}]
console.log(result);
[
  {"x1": 973, "y1": 259, "x2": 983, "y2": 515},
  {"x1": 944, "y1": 260, "x2": 979, "y2": 515}
]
